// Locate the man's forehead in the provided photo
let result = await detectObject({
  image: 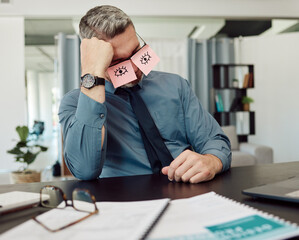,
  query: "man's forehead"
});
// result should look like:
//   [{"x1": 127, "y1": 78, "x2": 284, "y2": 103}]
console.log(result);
[
  {"x1": 107, "y1": 25, "x2": 139, "y2": 59},
  {"x1": 112, "y1": 41, "x2": 139, "y2": 60}
]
